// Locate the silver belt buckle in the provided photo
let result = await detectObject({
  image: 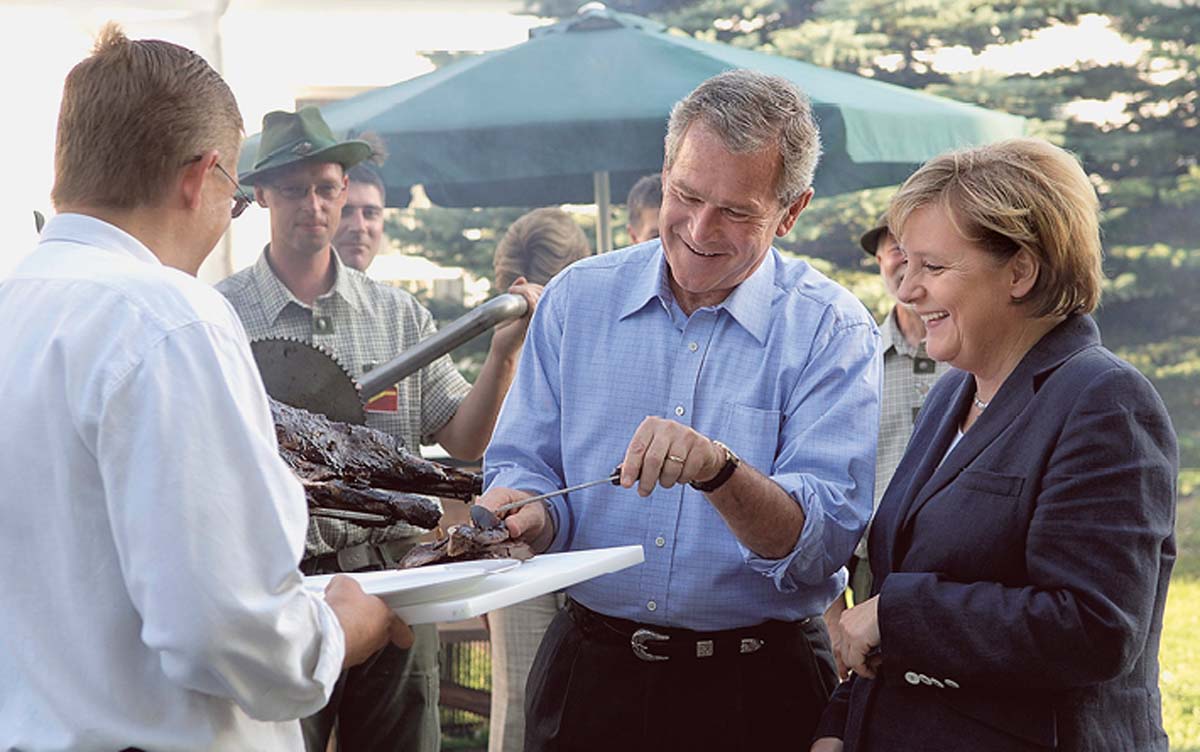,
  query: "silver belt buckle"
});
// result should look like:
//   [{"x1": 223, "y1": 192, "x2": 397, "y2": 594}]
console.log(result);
[
  {"x1": 631, "y1": 628, "x2": 670, "y2": 662},
  {"x1": 739, "y1": 637, "x2": 764, "y2": 655}
]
